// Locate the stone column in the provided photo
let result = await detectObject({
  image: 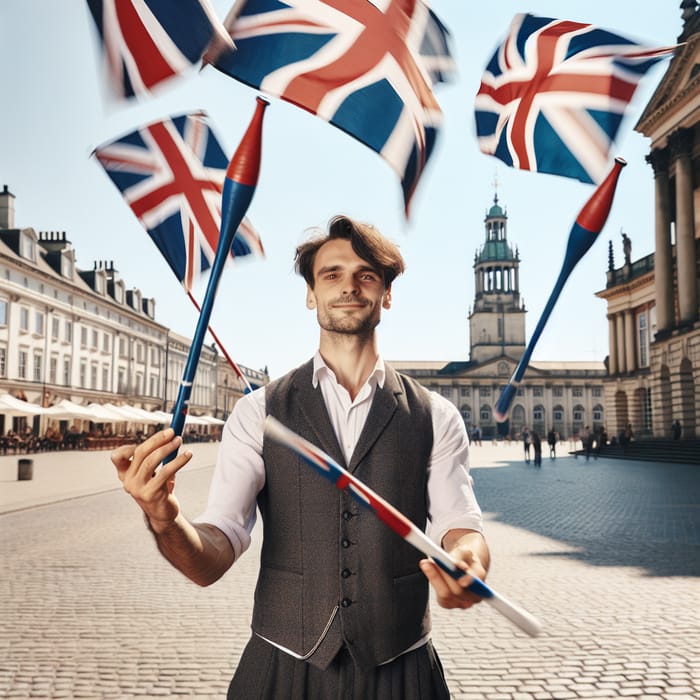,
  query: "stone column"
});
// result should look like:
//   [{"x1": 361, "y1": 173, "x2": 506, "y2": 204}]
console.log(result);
[
  {"x1": 608, "y1": 315, "x2": 618, "y2": 375},
  {"x1": 616, "y1": 313, "x2": 626, "y2": 374},
  {"x1": 624, "y1": 310, "x2": 636, "y2": 374},
  {"x1": 670, "y1": 128, "x2": 698, "y2": 324},
  {"x1": 646, "y1": 148, "x2": 674, "y2": 332}
]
